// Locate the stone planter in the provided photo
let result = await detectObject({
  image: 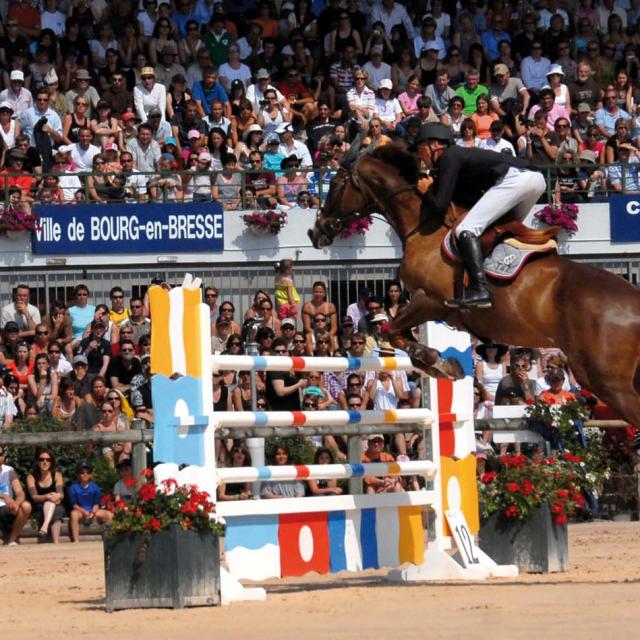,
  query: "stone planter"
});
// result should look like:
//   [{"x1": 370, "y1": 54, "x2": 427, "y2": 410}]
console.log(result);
[
  {"x1": 104, "y1": 523, "x2": 220, "y2": 610},
  {"x1": 478, "y1": 503, "x2": 568, "y2": 573}
]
